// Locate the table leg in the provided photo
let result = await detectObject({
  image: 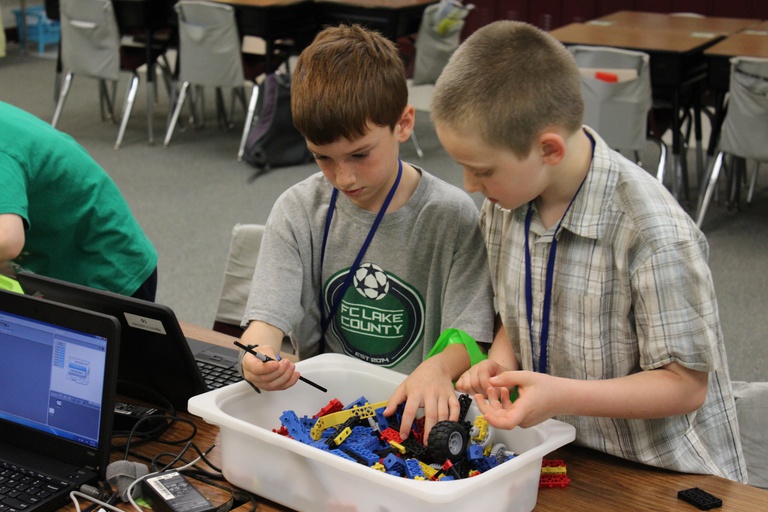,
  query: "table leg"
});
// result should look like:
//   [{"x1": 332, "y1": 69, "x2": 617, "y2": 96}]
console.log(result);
[
  {"x1": 19, "y1": 0, "x2": 28, "y2": 54},
  {"x1": 145, "y1": 28, "x2": 154, "y2": 145}
]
